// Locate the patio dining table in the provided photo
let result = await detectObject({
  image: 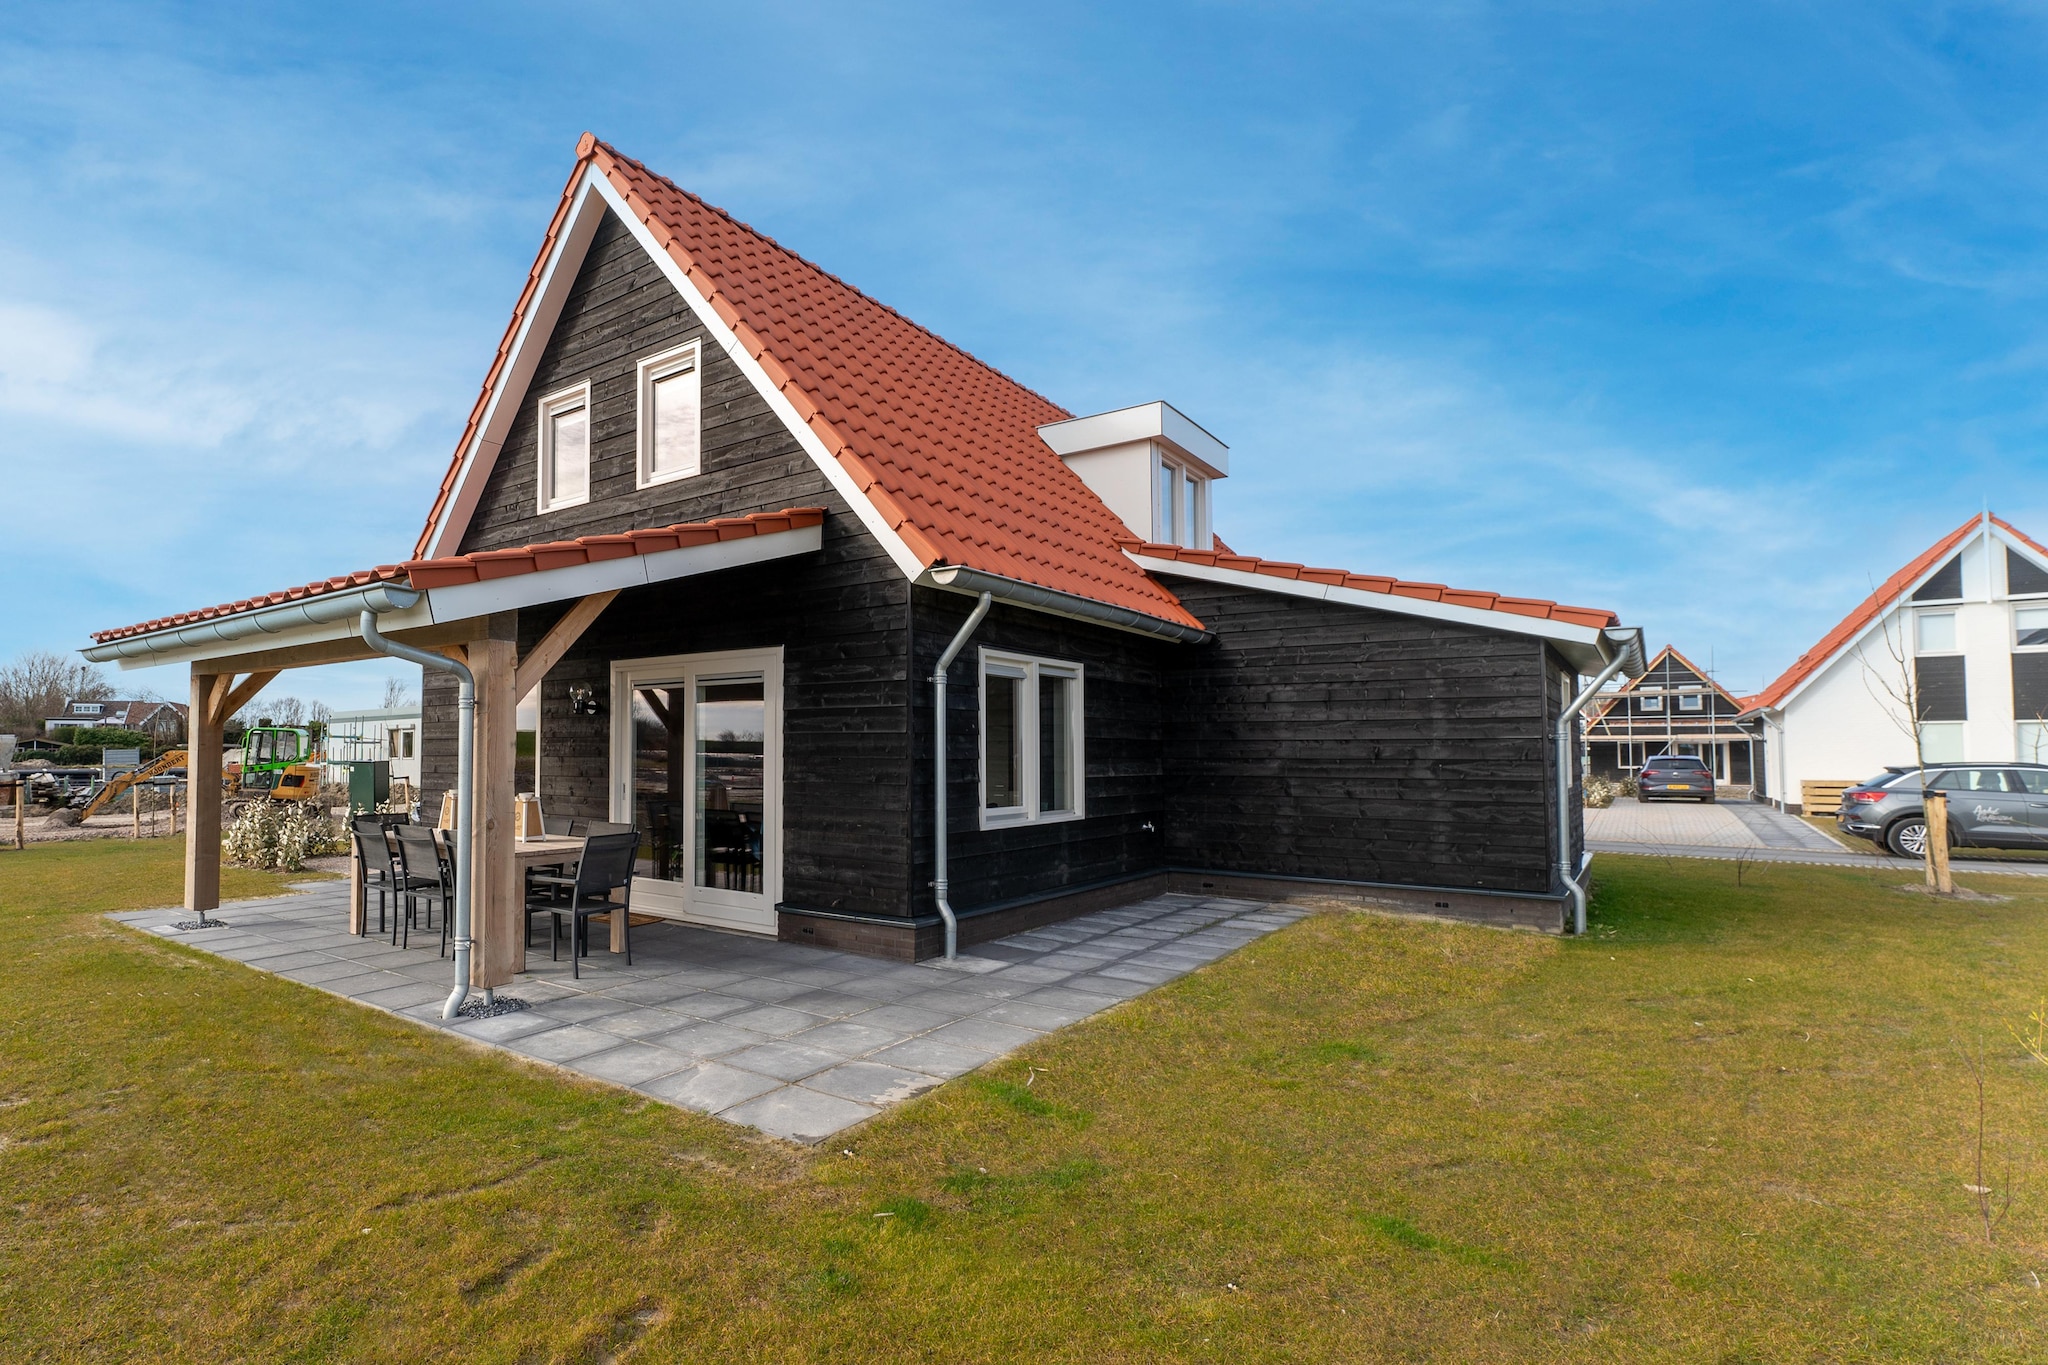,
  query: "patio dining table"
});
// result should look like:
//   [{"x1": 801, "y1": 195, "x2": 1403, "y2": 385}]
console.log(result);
[{"x1": 347, "y1": 833, "x2": 632, "y2": 954}]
